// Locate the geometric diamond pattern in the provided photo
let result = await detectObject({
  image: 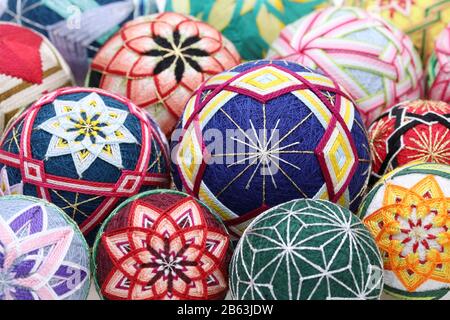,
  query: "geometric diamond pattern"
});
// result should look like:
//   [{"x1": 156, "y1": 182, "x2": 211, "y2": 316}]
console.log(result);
[
  {"x1": 230, "y1": 65, "x2": 300, "y2": 102},
  {"x1": 317, "y1": 122, "x2": 358, "y2": 201}
]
